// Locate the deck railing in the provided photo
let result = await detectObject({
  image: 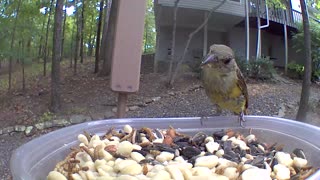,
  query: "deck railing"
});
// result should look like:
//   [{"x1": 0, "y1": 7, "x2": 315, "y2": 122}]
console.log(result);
[
  {"x1": 249, "y1": 3, "x2": 319, "y2": 28},
  {"x1": 291, "y1": 9, "x2": 303, "y2": 24}
]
